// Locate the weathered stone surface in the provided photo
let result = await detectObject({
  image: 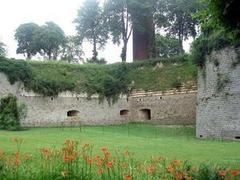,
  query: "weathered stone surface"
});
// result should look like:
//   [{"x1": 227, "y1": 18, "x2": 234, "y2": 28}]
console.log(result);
[
  {"x1": 0, "y1": 73, "x2": 196, "y2": 127},
  {"x1": 197, "y1": 47, "x2": 240, "y2": 140}
]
